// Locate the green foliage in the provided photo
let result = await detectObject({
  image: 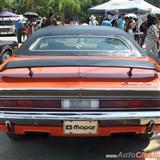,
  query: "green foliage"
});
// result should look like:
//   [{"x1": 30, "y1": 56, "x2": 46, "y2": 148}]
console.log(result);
[
  {"x1": 1, "y1": 0, "x2": 160, "y2": 22},
  {"x1": 146, "y1": 0, "x2": 160, "y2": 7},
  {"x1": 54, "y1": 0, "x2": 81, "y2": 22},
  {"x1": 1, "y1": 0, "x2": 108, "y2": 16},
  {"x1": 0, "y1": 0, "x2": 12, "y2": 12},
  {"x1": 79, "y1": 0, "x2": 108, "y2": 23}
]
